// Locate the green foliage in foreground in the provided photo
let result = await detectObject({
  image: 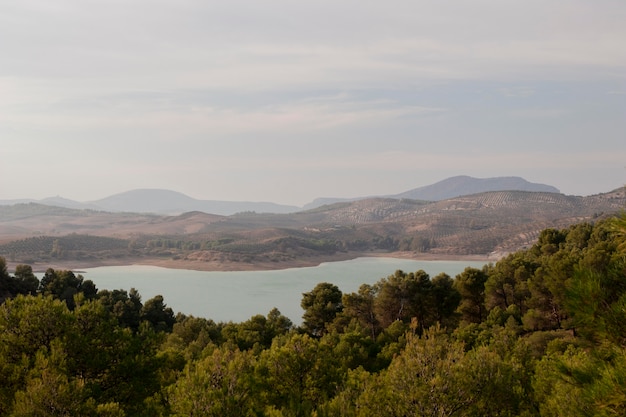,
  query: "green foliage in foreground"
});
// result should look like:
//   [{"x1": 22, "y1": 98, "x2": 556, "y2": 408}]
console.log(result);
[{"x1": 1, "y1": 214, "x2": 626, "y2": 416}]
